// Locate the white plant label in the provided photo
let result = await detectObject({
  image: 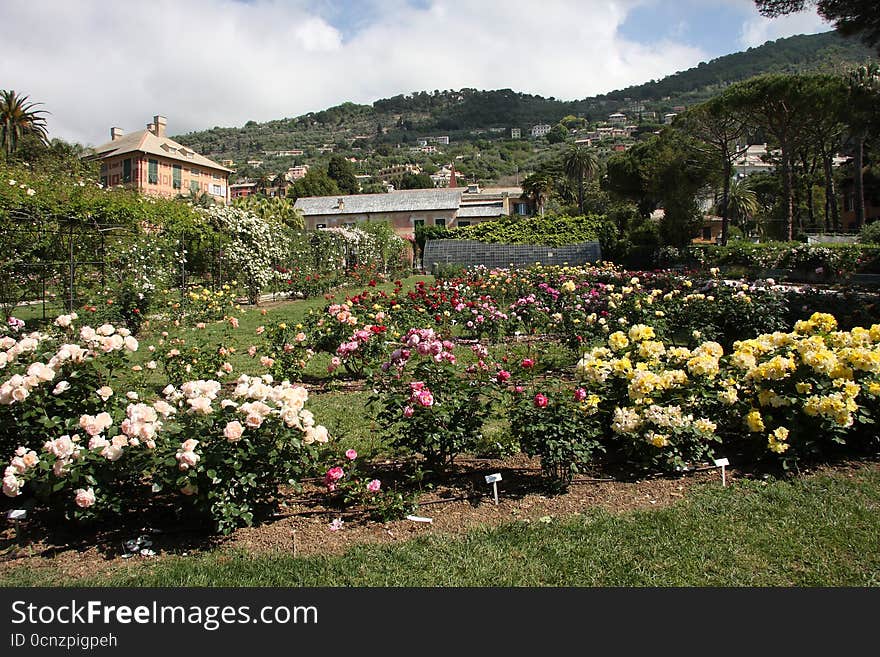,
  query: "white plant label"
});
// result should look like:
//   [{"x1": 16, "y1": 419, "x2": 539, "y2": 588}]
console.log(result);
[
  {"x1": 7, "y1": 509, "x2": 26, "y2": 520},
  {"x1": 405, "y1": 515, "x2": 433, "y2": 523},
  {"x1": 713, "y1": 458, "x2": 730, "y2": 486},
  {"x1": 485, "y1": 473, "x2": 502, "y2": 504}
]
